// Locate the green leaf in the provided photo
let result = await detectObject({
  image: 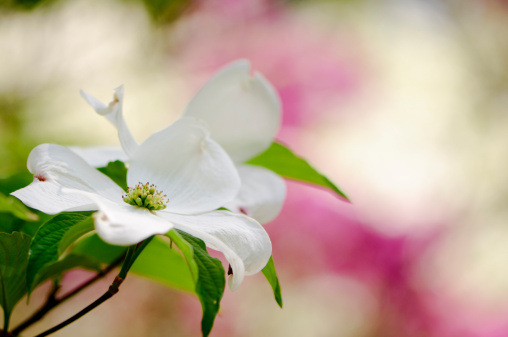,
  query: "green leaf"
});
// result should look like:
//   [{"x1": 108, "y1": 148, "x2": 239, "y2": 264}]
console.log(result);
[
  {"x1": 247, "y1": 142, "x2": 349, "y2": 200},
  {"x1": 98, "y1": 160, "x2": 128, "y2": 191},
  {"x1": 0, "y1": 192, "x2": 38, "y2": 221},
  {"x1": 26, "y1": 212, "x2": 95, "y2": 291},
  {"x1": 0, "y1": 231, "x2": 31, "y2": 331},
  {"x1": 131, "y1": 235, "x2": 195, "y2": 293},
  {"x1": 173, "y1": 230, "x2": 225, "y2": 337},
  {"x1": 33, "y1": 254, "x2": 102, "y2": 287},
  {"x1": 71, "y1": 233, "x2": 126, "y2": 265},
  {"x1": 56, "y1": 214, "x2": 95, "y2": 256},
  {"x1": 72, "y1": 234, "x2": 195, "y2": 293},
  {"x1": 0, "y1": 212, "x2": 42, "y2": 237},
  {"x1": 167, "y1": 230, "x2": 198, "y2": 283},
  {"x1": 261, "y1": 256, "x2": 283, "y2": 308}
]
